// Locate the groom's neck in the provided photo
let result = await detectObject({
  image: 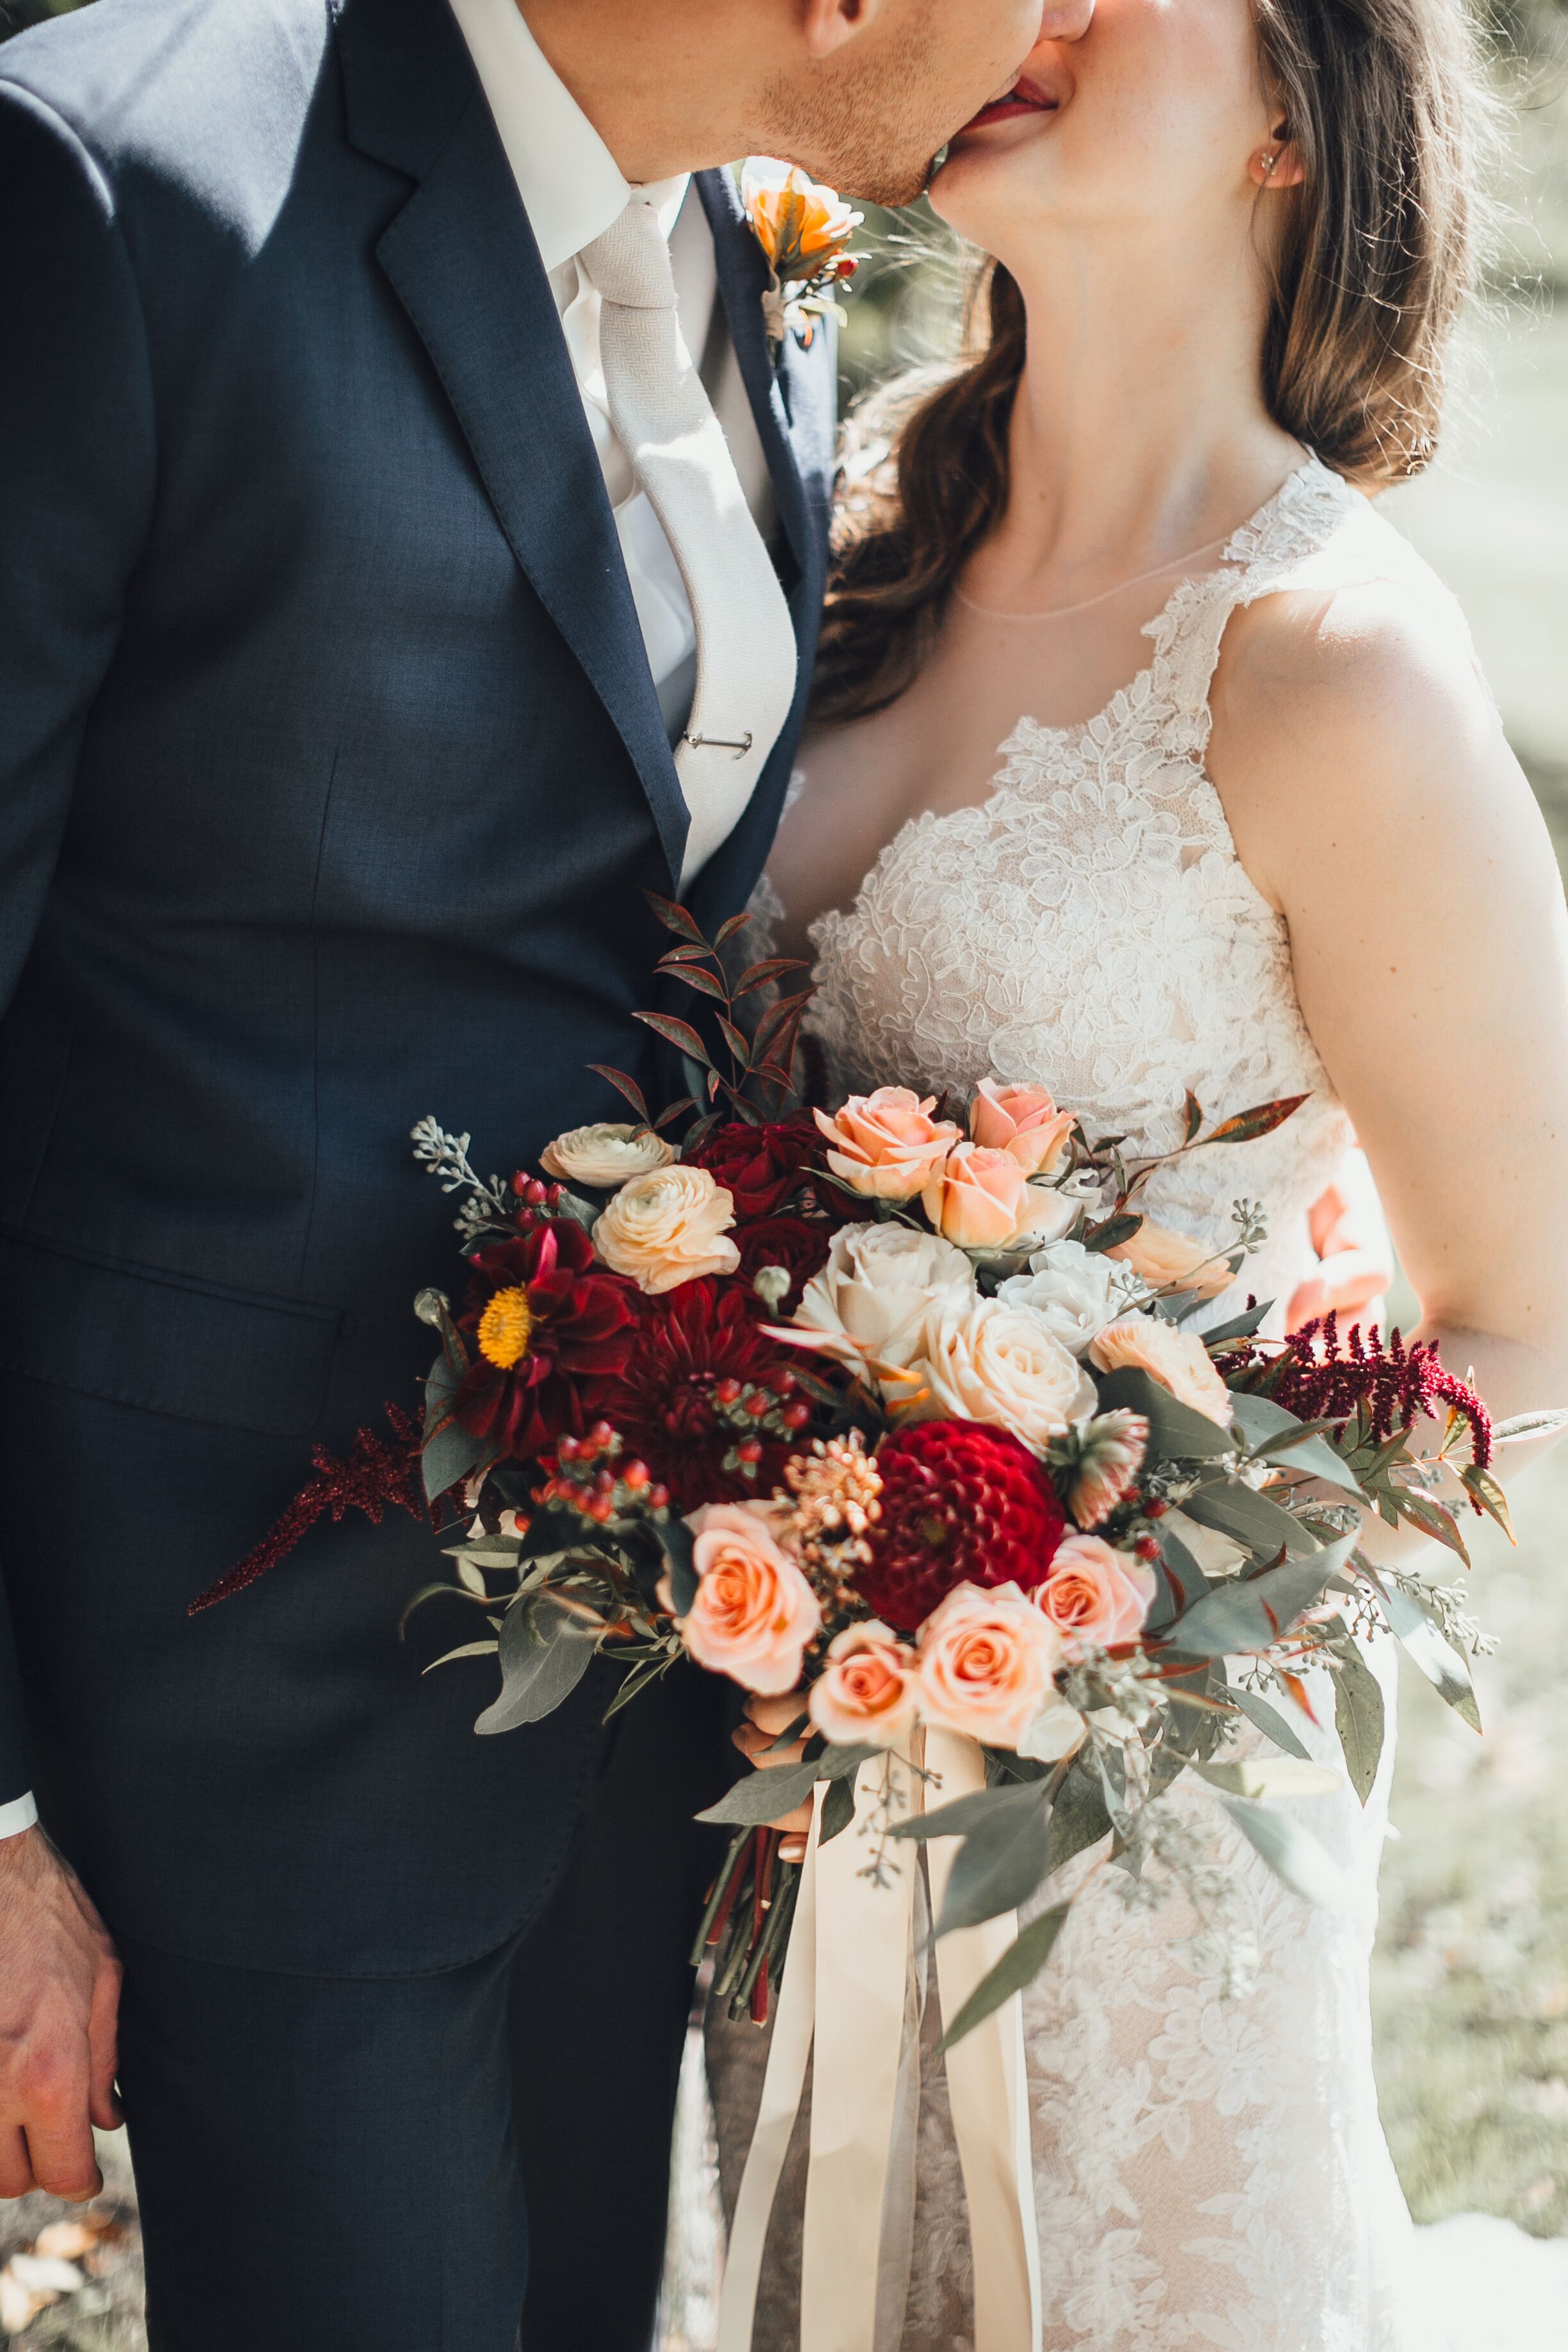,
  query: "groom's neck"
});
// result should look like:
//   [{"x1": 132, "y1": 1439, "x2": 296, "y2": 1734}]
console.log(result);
[{"x1": 517, "y1": 0, "x2": 764, "y2": 183}]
